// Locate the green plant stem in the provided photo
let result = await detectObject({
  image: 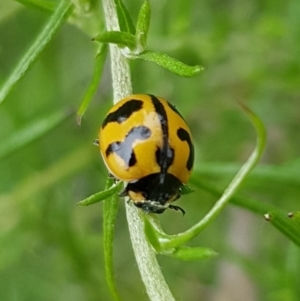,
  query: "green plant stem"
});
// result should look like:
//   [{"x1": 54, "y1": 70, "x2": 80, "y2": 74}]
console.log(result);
[
  {"x1": 103, "y1": 178, "x2": 122, "y2": 301},
  {"x1": 102, "y1": 0, "x2": 175, "y2": 300},
  {"x1": 126, "y1": 205, "x2": 176, "y2": 301}
]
